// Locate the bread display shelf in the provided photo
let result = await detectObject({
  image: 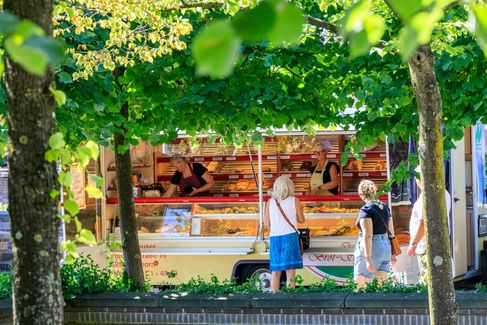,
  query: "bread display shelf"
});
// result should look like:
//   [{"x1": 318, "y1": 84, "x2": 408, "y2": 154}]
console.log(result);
[
  {"x1": 107, "y1": 164, "x2": 151, "y2": 172},
  {"x1": 304, "y1": 213, "x2": 358, "y2": 219},
  {"x1": 193, "y1": 213, "x2": 258, "y2": 219},
  {"x1": 342, "y1": 171, "x2": 387, "y2": 177},
  {"x1": 157, "y1": 173, "x2": 278, "y2": 182}
]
